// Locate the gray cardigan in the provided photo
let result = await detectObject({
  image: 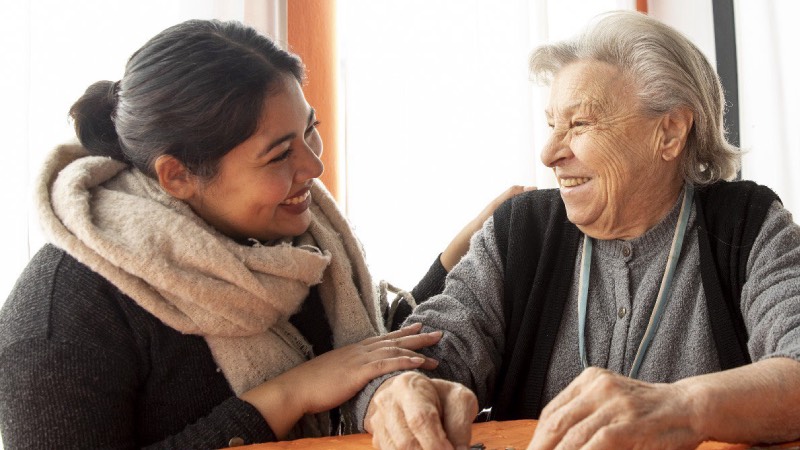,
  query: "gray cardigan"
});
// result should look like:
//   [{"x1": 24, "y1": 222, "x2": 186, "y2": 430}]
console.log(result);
[{"x1": 355, "y1": 195, "x2": 800, "y2": 425}]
